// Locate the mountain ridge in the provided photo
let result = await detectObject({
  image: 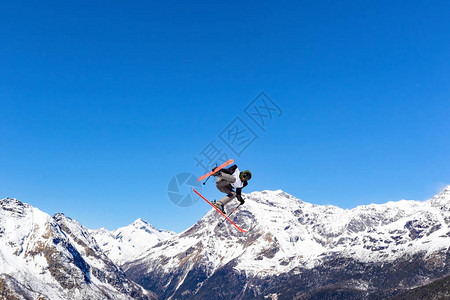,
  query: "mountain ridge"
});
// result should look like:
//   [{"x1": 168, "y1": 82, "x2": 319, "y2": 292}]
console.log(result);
[{"x1": 124, "y1": 186, "x2": 450, "y2": 299}]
